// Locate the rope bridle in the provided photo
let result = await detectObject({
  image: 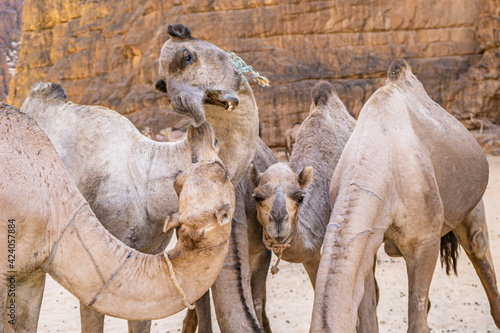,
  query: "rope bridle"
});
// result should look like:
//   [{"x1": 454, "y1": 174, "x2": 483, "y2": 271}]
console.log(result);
[
  {"x1": 262, "y1": 221, "x2": 298, "y2": 275},
  {"x1": 163, "y1": 249, "x2": 195, "y2": 310}
]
